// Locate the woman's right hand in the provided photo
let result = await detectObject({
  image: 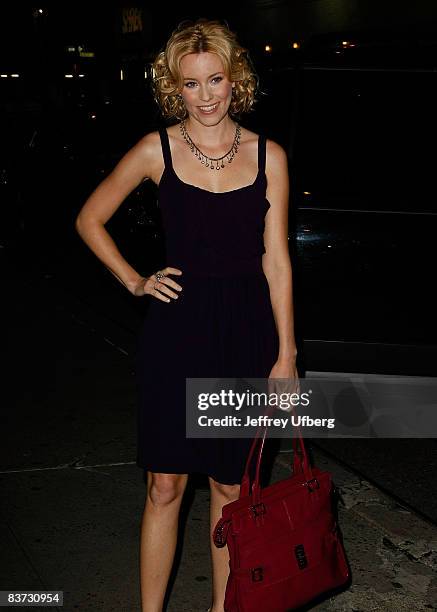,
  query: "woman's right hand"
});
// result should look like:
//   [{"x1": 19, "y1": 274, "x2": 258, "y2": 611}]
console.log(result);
[{"x1": 130, "y1": 267, "x2": 183, "y2": 302}]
